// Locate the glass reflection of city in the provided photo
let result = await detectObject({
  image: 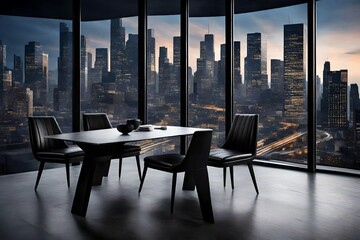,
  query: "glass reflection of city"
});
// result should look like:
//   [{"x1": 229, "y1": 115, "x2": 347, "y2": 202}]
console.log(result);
[{"x1": 1, "y1": 16, "x2": 359, "y2": 175}]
